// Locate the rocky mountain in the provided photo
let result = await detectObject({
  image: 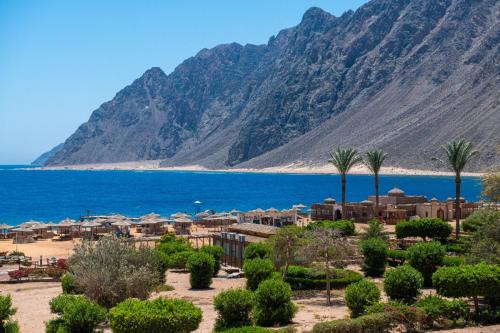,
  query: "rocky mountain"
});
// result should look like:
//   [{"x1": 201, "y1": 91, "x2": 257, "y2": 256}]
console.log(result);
[
  {"x1": 32, "y1": 143, "x2": 63, "y2": 166},
  {"x1": 46, "y1": 0, "x2": 500, "y2": 171}
]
